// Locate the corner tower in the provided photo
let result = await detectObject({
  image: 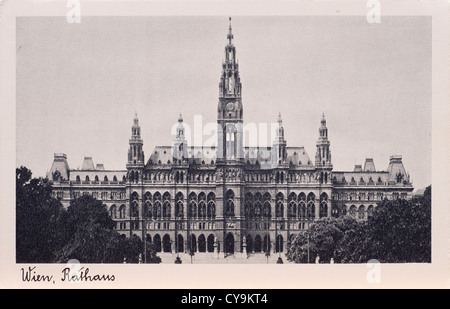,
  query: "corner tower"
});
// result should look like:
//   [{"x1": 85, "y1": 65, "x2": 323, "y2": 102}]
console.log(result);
[
  {"x1": 127, "y1": 113, "x2": 145, "y2": 182},
  {"x1": 315, "y1": 113, "x2": 332, "y2": 183}
]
